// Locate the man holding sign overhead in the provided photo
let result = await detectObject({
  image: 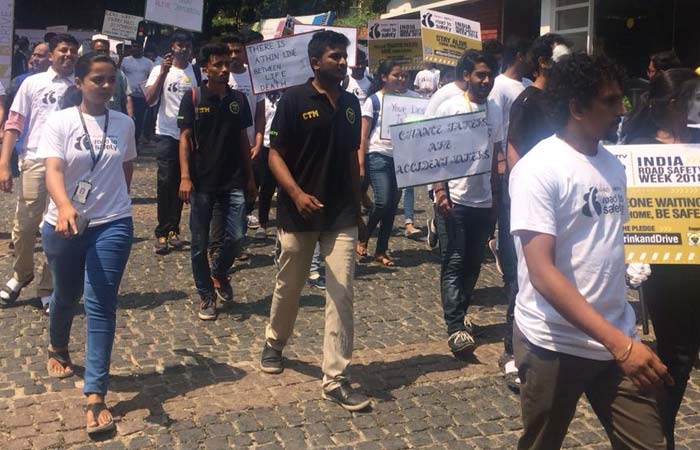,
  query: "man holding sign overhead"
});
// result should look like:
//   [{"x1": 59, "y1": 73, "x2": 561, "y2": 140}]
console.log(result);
[
  {"x1": 259, "y1": 31, "x2": 369, "y2": 411},
  {"x1": 432, "y1": 50, "x2": 503, "y2": 358}
]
